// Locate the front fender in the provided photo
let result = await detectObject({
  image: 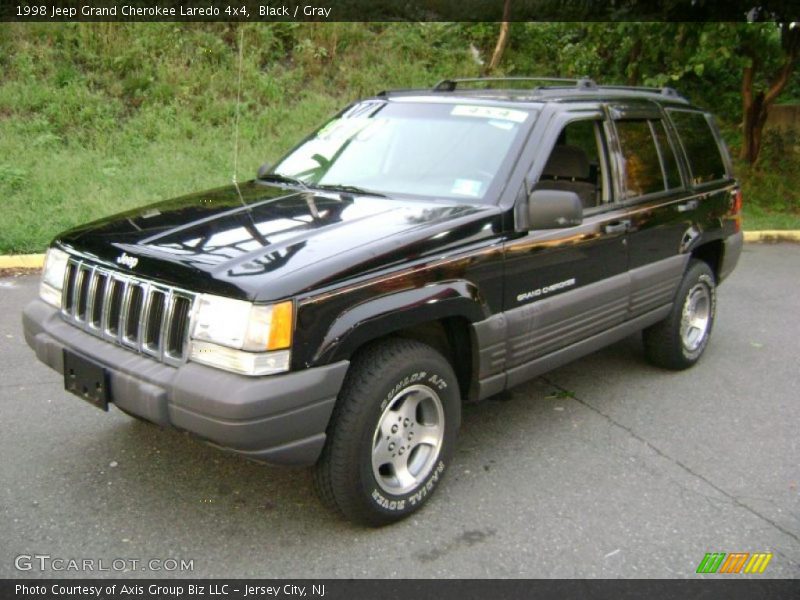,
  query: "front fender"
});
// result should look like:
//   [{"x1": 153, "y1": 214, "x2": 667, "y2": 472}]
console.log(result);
[{"x1": 313, "y1": 281, "x2": 489, "y2": 365}]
